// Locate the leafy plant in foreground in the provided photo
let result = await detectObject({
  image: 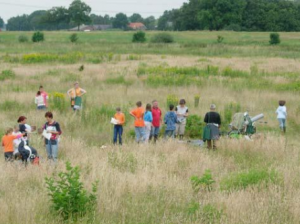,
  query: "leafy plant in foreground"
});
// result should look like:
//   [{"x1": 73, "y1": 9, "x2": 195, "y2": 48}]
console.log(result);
[
  {"x1": 45, "y1": 162, "x2": 99, "y2": 221},
  {"x1": 191, "y1": 169, "x2": 215, "y2": 192}
]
